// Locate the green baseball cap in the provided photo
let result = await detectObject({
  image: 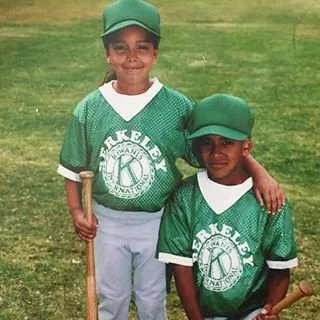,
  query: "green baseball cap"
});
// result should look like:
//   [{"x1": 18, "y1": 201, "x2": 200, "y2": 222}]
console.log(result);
[
  {"x1": 101, "y1": 0, "x2": 161, "y2": 38},
  {"x1": 189, "y1": 94, "x2": 254, "y2": 141}
]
